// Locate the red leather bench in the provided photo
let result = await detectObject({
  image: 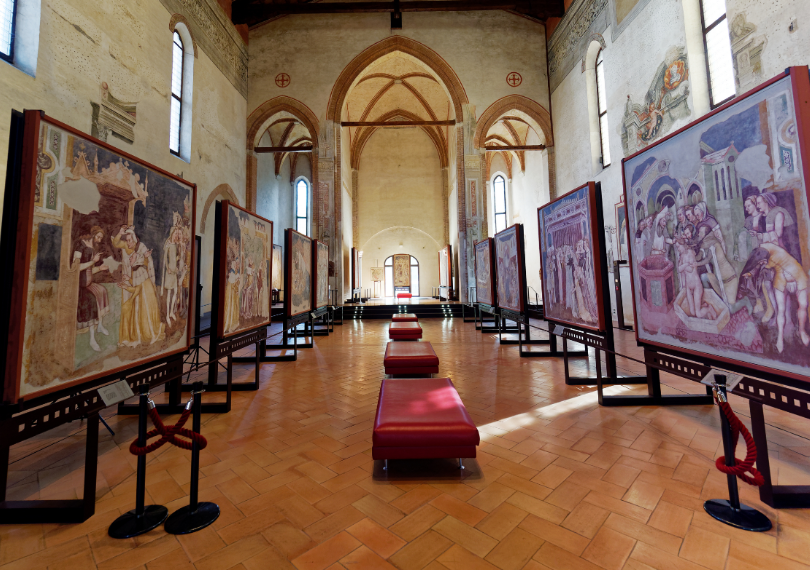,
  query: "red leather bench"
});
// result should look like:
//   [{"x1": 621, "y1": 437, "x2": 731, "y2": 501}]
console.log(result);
[
  {"x1": 392, "y1": 313, "x2": 418, "y2": 322},
  {"x1": 396, "y1": 293, "x2": 412, "y2": 304},
  {"x1": 389, "y1": 321, "x2": 422, "y2": 340},
  {"x1": 384, "y1": 341, "x2": 438, "y2": 376},
  {"x1": 373, "y1": 378, "x2": 479, "y2": 468}
]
